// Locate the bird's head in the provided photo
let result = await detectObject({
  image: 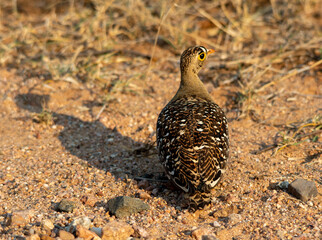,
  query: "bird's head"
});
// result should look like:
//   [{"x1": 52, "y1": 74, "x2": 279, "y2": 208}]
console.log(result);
[{"x1": 180, "y1": 46, "x2": 215, "y2": 74}]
